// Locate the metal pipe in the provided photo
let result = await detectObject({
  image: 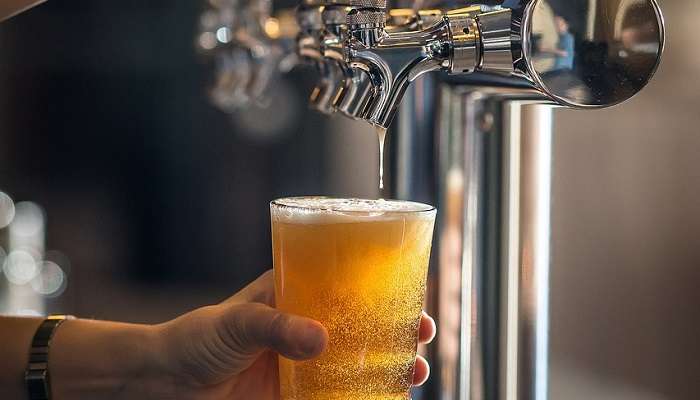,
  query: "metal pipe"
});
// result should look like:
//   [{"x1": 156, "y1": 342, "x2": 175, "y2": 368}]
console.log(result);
[
  {"x1": 392, "y1": 85, "x2": 554, "y2": 400},
  {"x1": 502, "y1": 103, "x2": 552, "y2": 400},
  {"x1": 384, "y1": 2, "x2": 665, "y2": 398}
]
